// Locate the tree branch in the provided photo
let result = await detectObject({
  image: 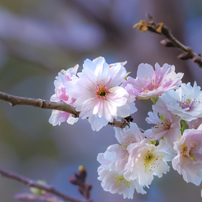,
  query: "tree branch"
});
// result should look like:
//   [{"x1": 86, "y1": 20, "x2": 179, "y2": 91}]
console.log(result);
[
  {"x1": 108, "y1": 118, "x2": 129, "y2": 129},
  {"x1": 0, "y1": 91, "x2": 129, "y2": 129},
  {"x1": 0, "y1": 168, "x2": 87, "y2": 202},
  {"x1": 134, "y1": 14, "x2": 202, "y2": 68},
  {"x1": 0, "y1": 91, "x2": 80, "y2": 117}
]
